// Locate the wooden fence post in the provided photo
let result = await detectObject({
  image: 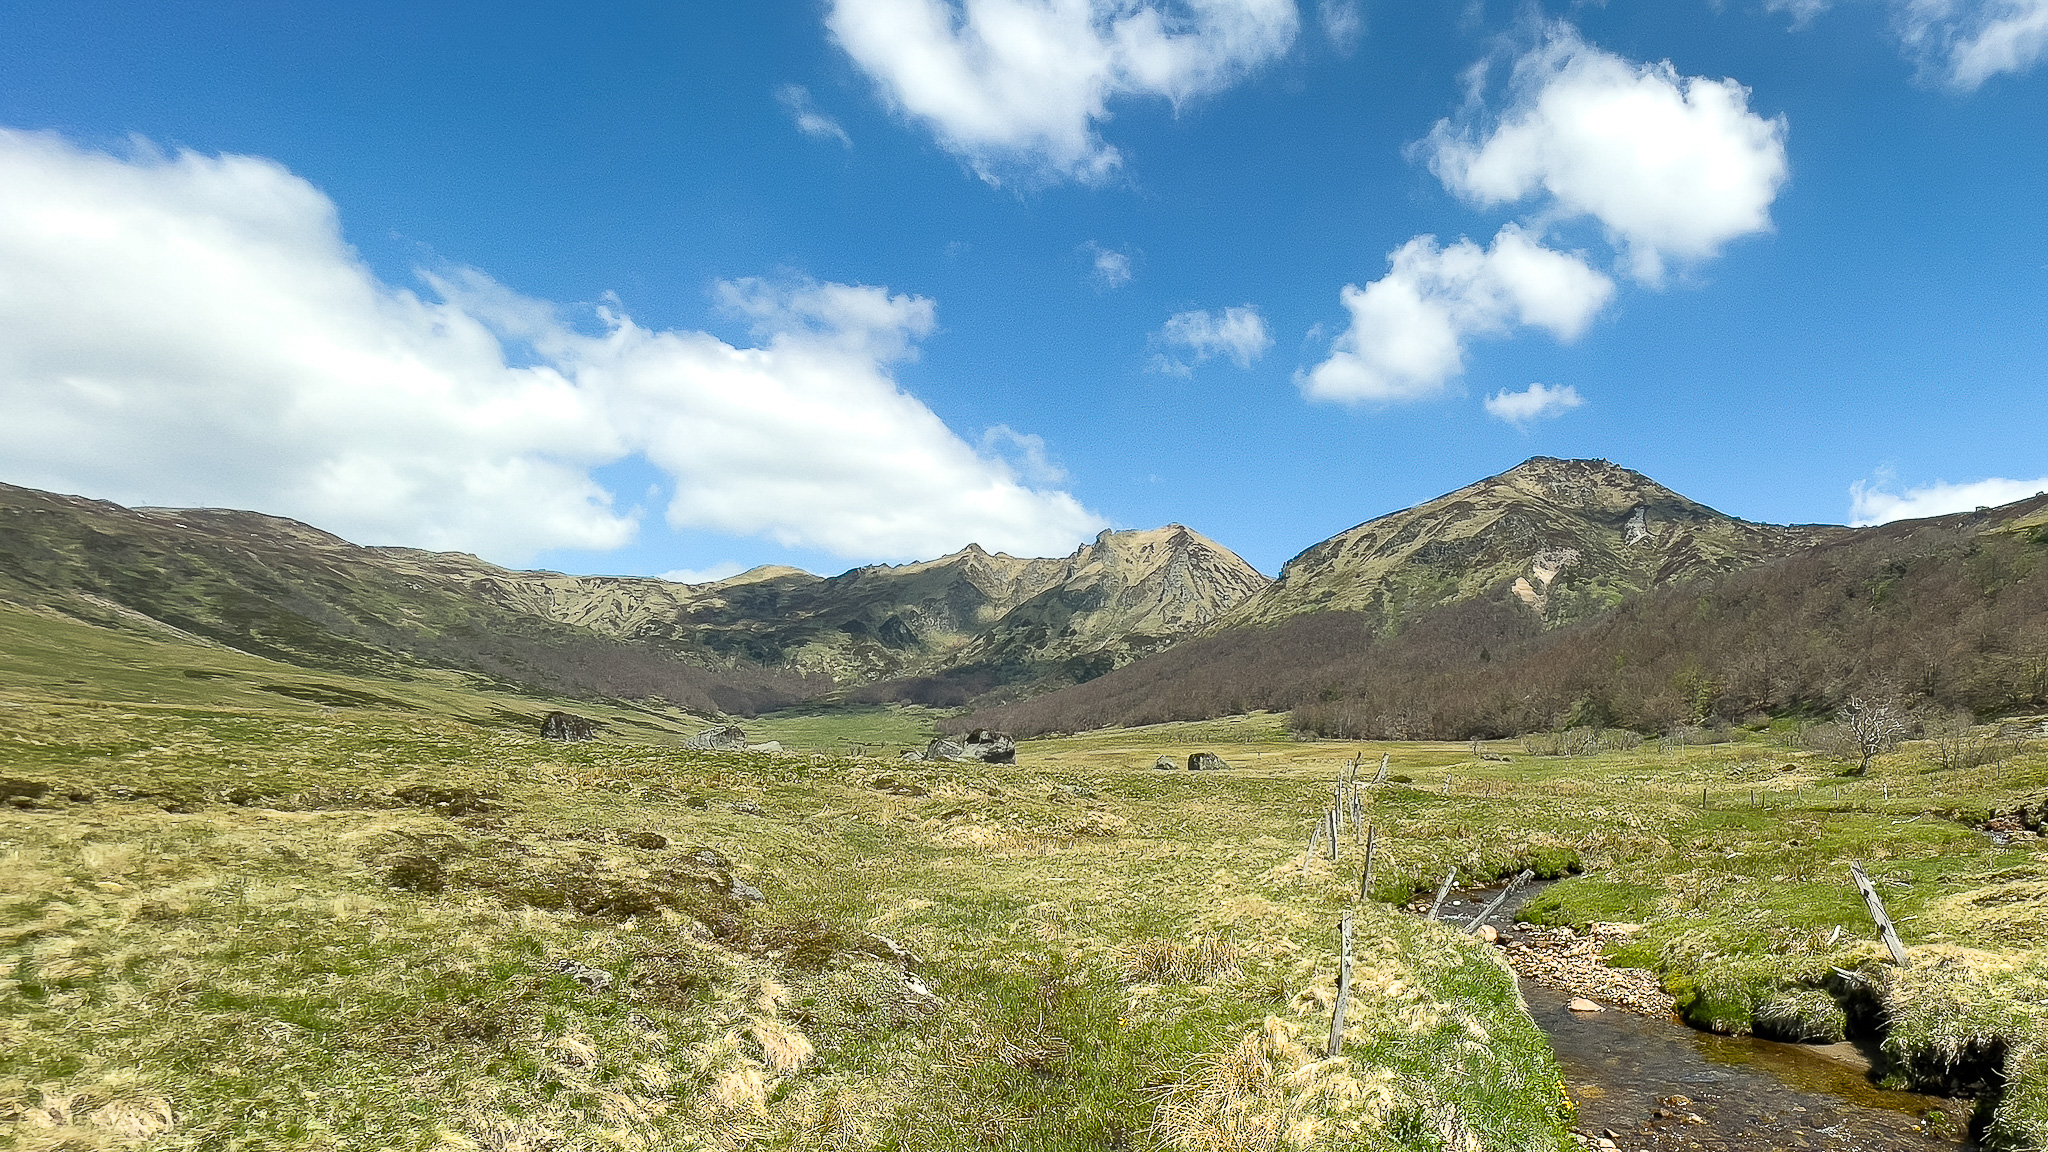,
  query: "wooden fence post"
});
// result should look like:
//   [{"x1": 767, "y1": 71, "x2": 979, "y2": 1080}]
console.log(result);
[
  {"x1": 1303, "y1": 822, "x2": 1321, "y2": 875},
  {"x1": 1327, "y1": 910, "x2": 1354, "y2": 1057},
  {"x1": 1428, "y1": 867, "x2": 1457, "y2": 919},
  {"x1": 1359, "y1": 825, "x2": 1377, "y2": 900},
  {"x1": 1850, "y1": 863, "x2": 1911, "y2": 967},
  {"x1": 1326, "y1": 807, "x2": 1339, "y2": 860},
  {"x1": 1467, "y1": 869, "x2": 1535, "y2": 936}
]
